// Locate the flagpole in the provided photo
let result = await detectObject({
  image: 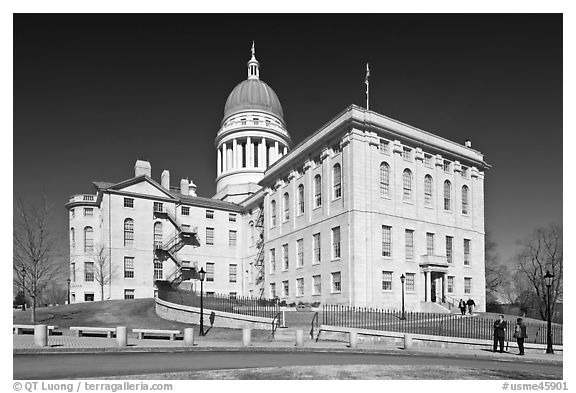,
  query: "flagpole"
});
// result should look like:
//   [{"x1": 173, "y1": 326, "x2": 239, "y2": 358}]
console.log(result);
[{"x1": 365, "y1": 63, "x2": 370, "y2": 111}]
